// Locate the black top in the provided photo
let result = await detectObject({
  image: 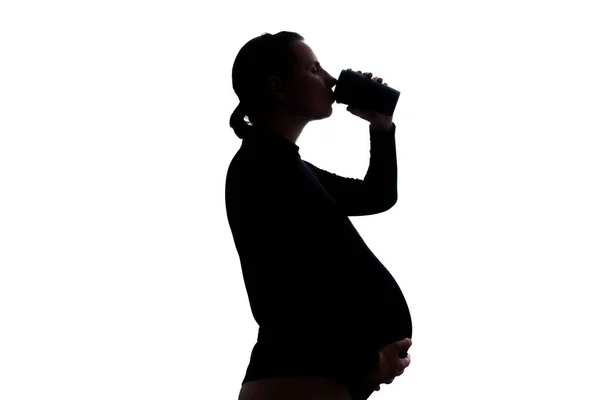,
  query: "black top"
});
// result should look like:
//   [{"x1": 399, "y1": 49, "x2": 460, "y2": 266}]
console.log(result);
[{"x1": 224, "y1": 123, "x2": 412, "y2": 400}]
